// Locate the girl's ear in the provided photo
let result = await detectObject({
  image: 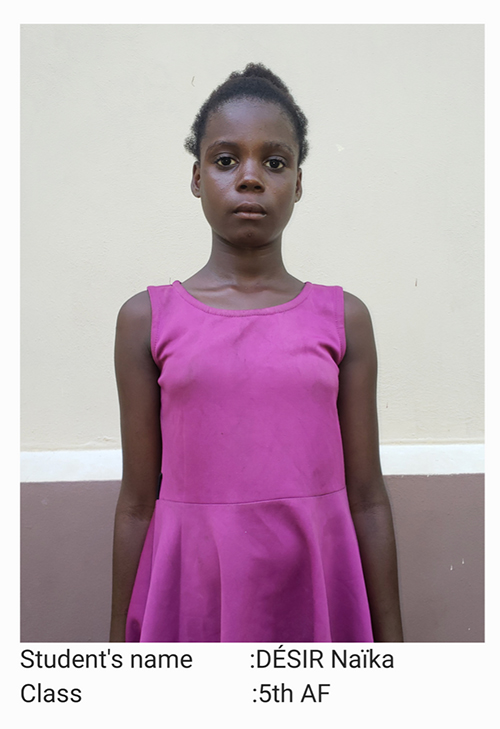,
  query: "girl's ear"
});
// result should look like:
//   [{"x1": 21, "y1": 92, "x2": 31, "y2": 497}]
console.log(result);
[
  {"x1": 295, "y1": 168, "x2": 303, "y2": 203},
  {"x1": 191, "y1": 161, "x2": 201, "y2": 198}
]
